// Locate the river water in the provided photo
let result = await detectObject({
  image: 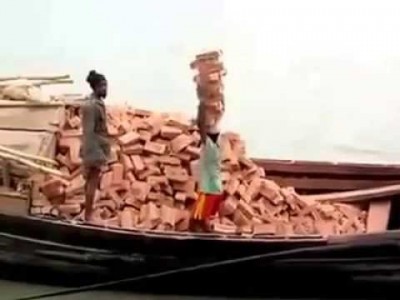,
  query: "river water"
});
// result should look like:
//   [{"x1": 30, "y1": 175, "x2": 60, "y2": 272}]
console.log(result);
[
  {"x1": 0, "y1": 279, "x2": 328, "y2": 300},
  {"x1": 0, "y1": 279, "x2": 240, "y2": 300}
]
